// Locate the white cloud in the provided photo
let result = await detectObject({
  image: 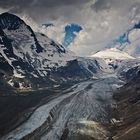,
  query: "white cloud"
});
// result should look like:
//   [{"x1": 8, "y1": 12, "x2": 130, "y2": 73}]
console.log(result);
[
  {"x1": 117, "y1": 28, "x2": 140, "y2": 57},
  {"x1": 128, "y1": 29, "x2": 140, "y2": 42},
  {"x1": 21, "y1": 15, "x2": 65, "y2": 44},
  {"x1": 68, "y1": 0, "x2": 140, "y2": 56},
  {"x1": 43, "y1": 23, "x2": 65, "y2": 44},
  {"x1": 0, "y1": 8, "x2": 8, "y2": 14}
]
